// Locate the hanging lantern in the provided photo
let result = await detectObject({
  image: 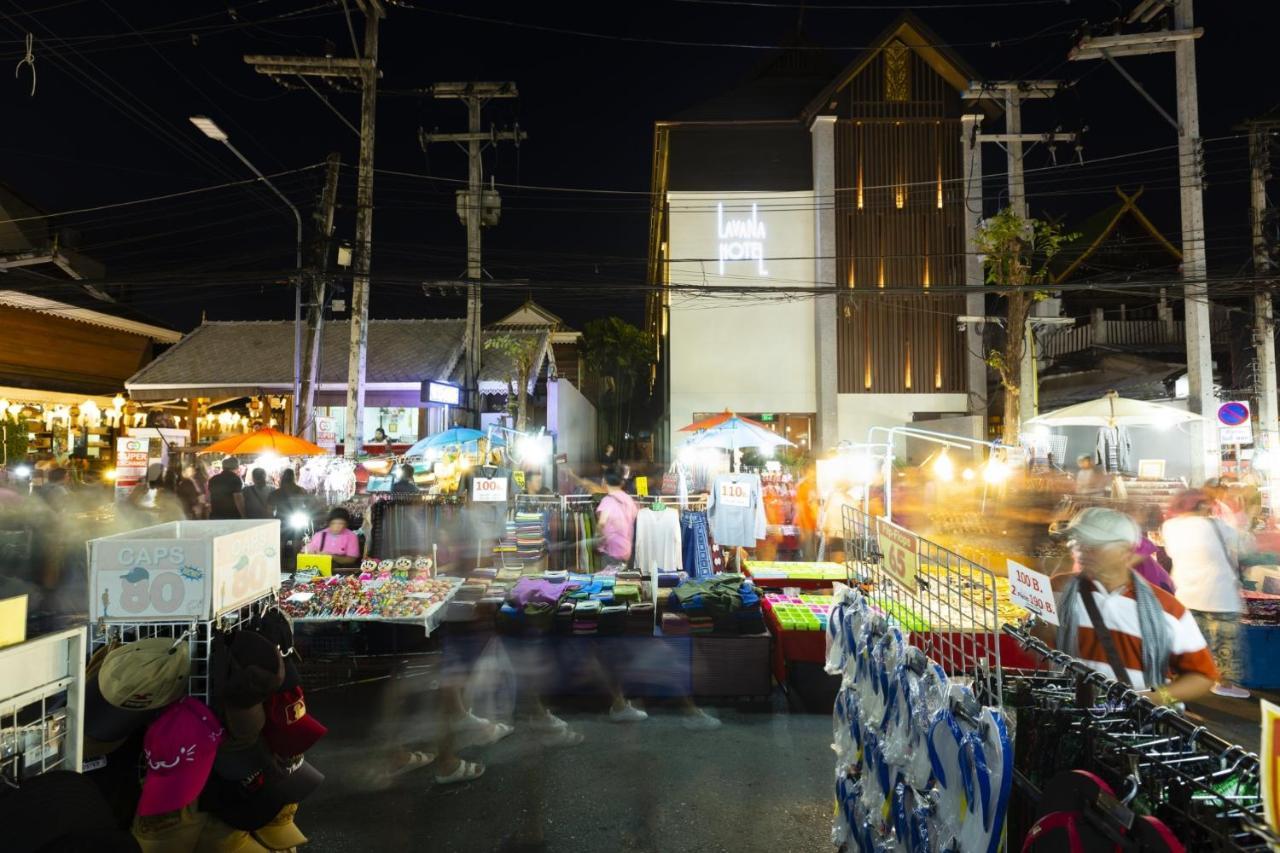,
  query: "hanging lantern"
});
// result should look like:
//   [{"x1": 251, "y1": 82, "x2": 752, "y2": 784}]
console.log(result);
[{"x1": 112, "y1": 393, "x2": 126, "y2": 411}]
